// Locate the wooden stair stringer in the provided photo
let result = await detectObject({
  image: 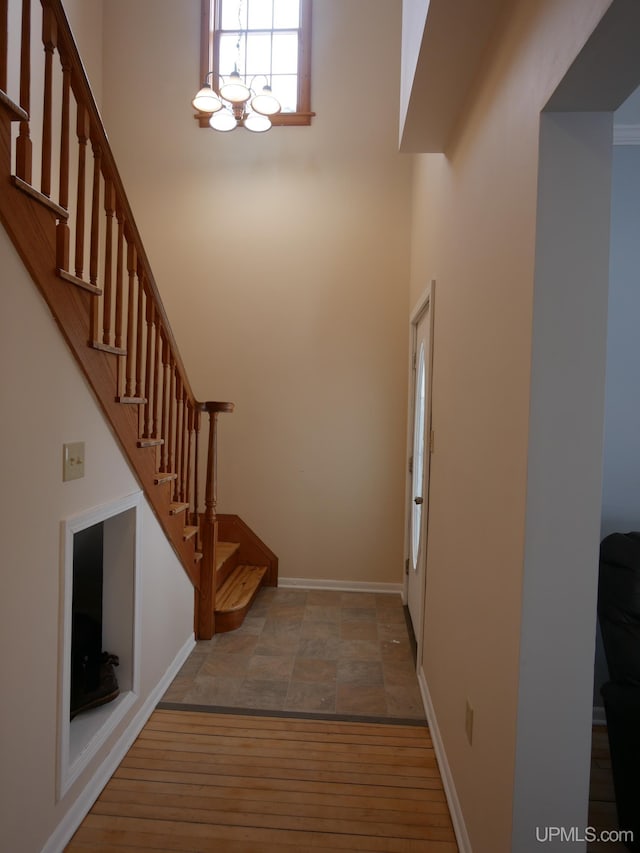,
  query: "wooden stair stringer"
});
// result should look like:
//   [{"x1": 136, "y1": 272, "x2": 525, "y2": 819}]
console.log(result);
[
  {"x1": 217, "y1": 514, "x2": 279, "y2": 587},
  {"x1": 0, "y1": 109, "x2": 201, "y2": 588}
]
